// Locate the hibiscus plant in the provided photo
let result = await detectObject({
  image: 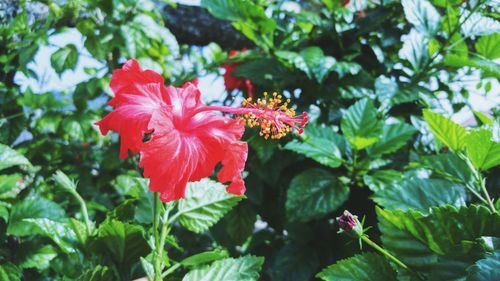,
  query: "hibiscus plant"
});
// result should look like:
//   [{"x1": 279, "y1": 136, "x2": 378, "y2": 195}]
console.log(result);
[{"x1": 1, "y1": 0, "x2": 499, "y2": 281}]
